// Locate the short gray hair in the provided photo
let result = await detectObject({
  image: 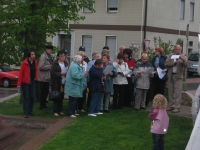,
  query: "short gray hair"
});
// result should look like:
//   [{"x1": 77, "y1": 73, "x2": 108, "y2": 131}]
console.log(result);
[
  {"x1": 92, "y1": 52, "x2": 98, "y2": 59},
  {"x1": 73, "y1": 55, "x2": 82, "y2": 63}
]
